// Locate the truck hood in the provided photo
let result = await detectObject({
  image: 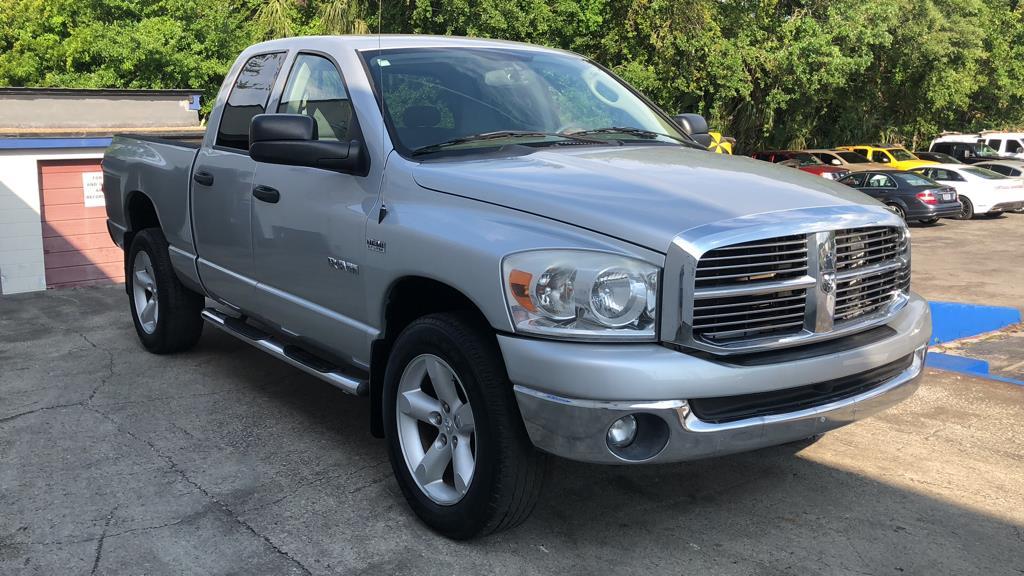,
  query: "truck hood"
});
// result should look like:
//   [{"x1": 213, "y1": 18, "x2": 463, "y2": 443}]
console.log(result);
[{"x1": 412, "y1": 146, "x2": 881, "y2": 253}]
